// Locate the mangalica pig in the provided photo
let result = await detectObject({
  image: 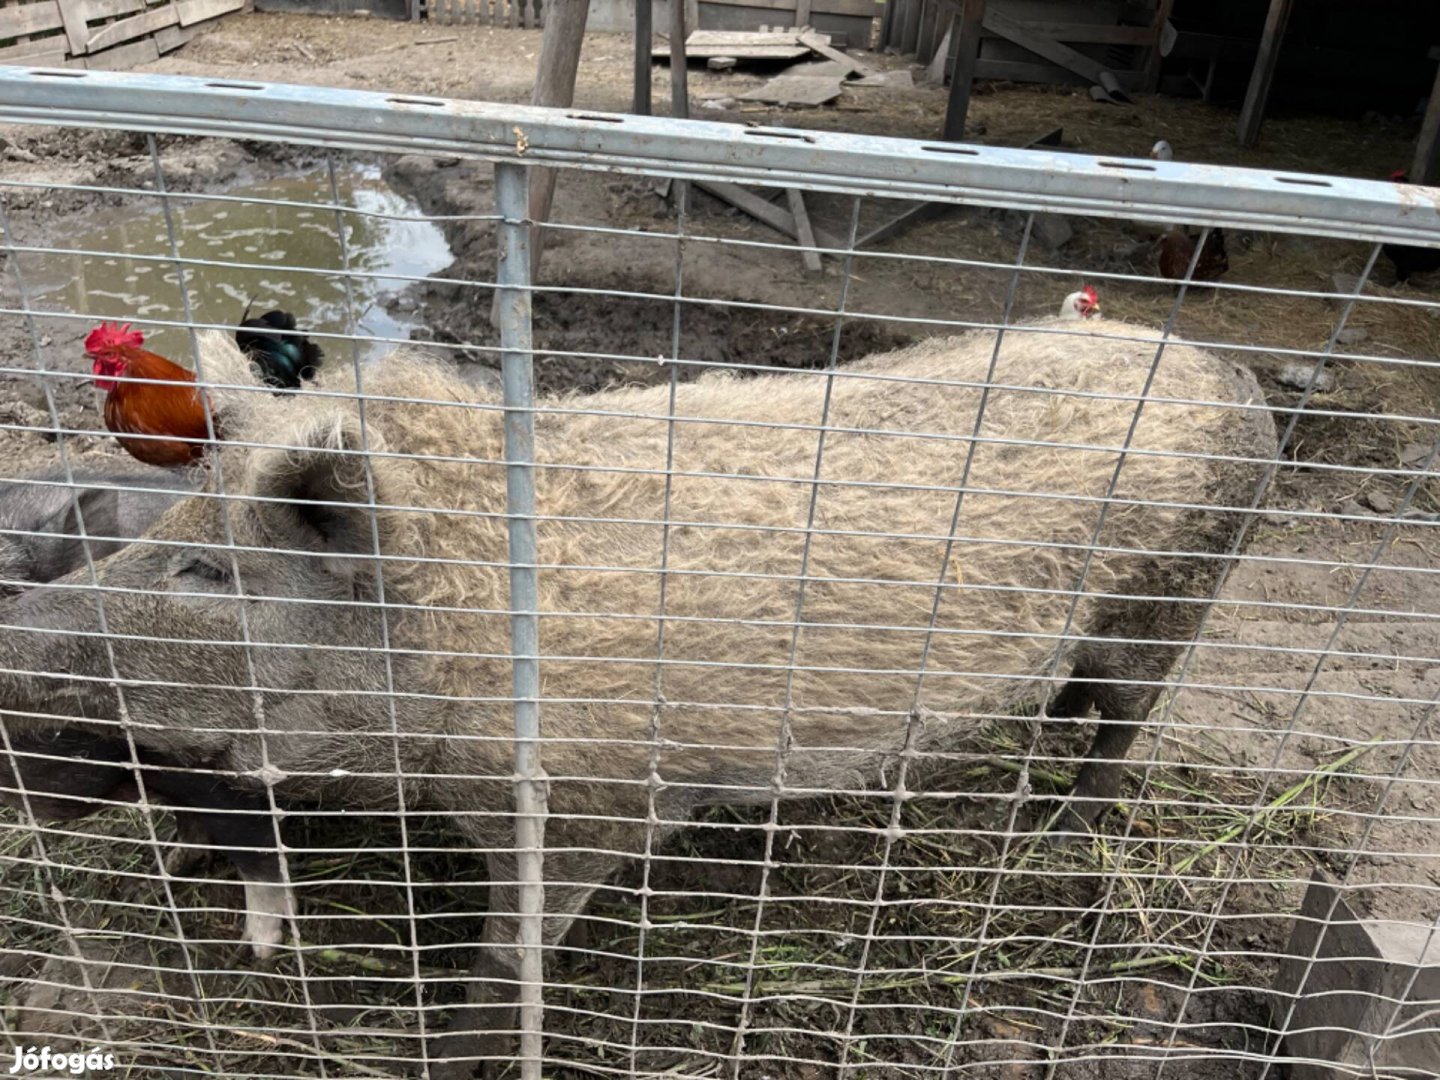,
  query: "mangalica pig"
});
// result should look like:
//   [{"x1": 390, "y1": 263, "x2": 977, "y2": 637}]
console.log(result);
[
  {"x1": 0, "y1": 320, "x2": 1277, "y2": 1074},
  {"x1": 0, "y1": 466, "x2": 292, "y2": 954},
  {"x1": 0, "y1": 467, "x2": 199, "y2": 594}
]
